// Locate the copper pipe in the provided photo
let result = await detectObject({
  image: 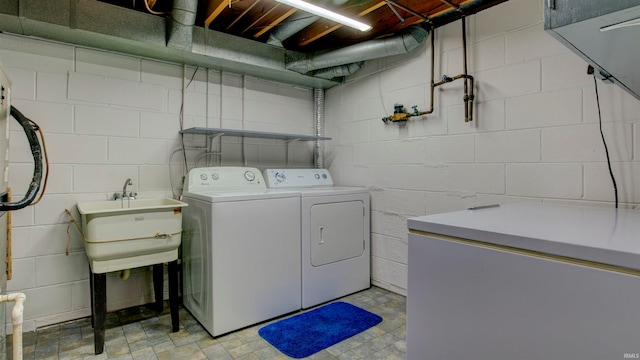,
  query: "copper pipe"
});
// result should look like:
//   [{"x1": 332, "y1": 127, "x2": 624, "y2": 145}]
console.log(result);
[
  {"x1": 429, "y1": 28, "x2": 435, "y2": 114},
  {"x1": 430, "y1": 17, "x2": 474, "y2": 122},
  {"x1": 383, "y1": 16, "x2": 475, "y2": 123},
  {"x1": 462, "y1": 16, "x2": 469, "y2": 121}
]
